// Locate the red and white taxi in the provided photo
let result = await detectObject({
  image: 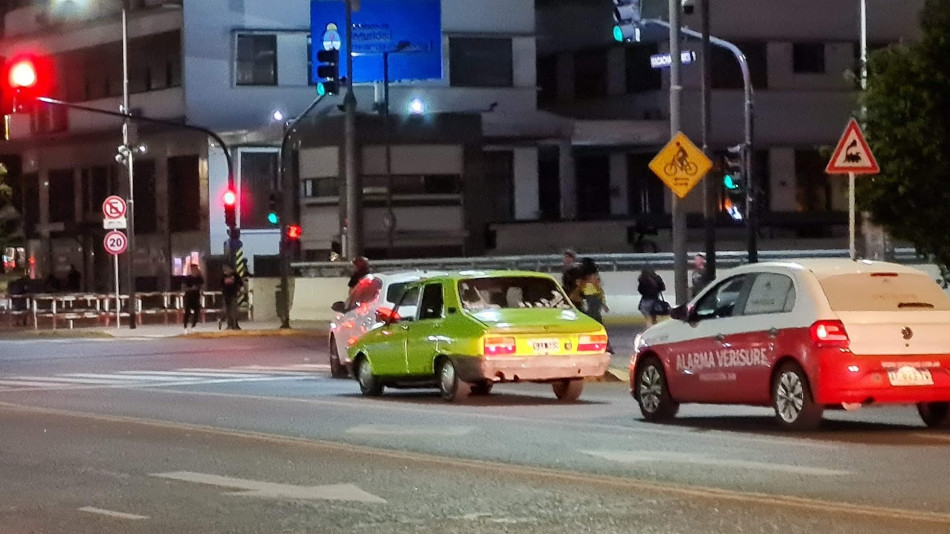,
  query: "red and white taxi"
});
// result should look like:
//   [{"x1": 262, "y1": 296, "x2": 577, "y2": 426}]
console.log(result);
[{"x1": 630, "y1": 259, "x2": 950, "y2": 430}]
